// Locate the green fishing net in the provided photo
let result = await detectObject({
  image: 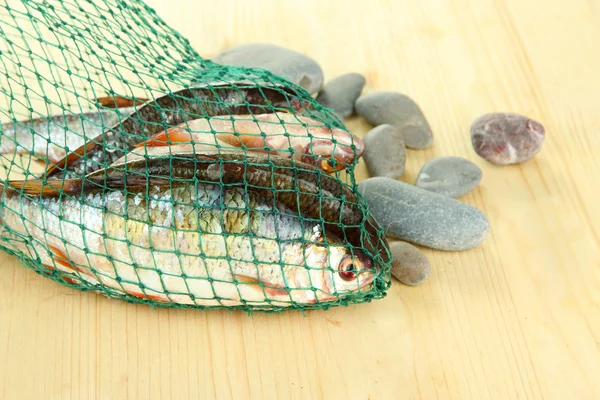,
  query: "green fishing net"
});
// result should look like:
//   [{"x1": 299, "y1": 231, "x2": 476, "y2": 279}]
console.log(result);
[{"x1": 0, "y1": 0, "x2": 391, "y2": 312}]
